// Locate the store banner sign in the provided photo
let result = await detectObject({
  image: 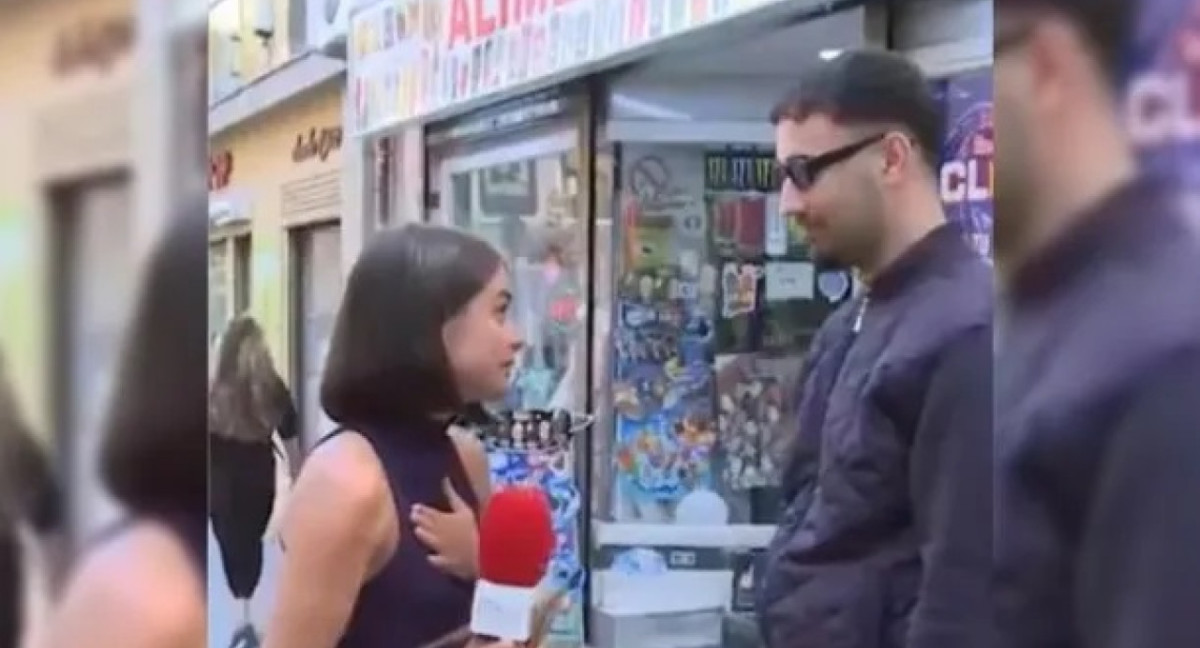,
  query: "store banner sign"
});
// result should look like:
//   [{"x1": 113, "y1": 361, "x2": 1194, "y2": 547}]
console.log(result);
[
  {"x1": 935, "y1": 69, "x2": 993, "y2": 261},
  {"x1": 348, "y1": 0, "x2": 786, "y2": 136},
  {"x1": 1124, "y1": 0, "x2": 1198, "y2": 183},
  {"x1": 350, "y1": 0, "x2": 427, "y2": 136}
]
